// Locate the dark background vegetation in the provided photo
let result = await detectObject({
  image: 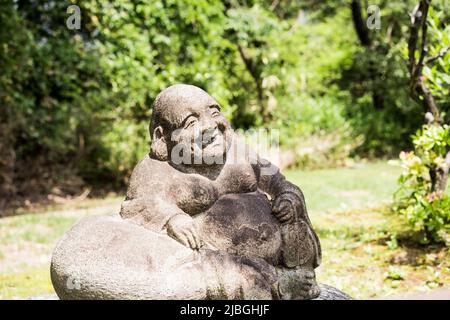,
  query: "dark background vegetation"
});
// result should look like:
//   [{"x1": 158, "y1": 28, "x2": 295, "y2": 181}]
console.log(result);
[{"x1": 1, "y1": 0, "x2": 449, "y2": 214}]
